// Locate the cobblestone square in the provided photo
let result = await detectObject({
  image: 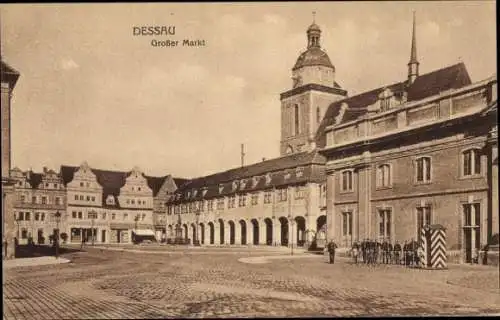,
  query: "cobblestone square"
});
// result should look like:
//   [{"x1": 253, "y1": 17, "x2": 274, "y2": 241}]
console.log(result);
[{"x1": 3, "y1": 246, "x2": 500, "y2": 319}]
